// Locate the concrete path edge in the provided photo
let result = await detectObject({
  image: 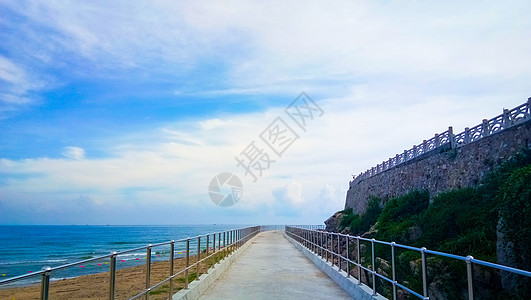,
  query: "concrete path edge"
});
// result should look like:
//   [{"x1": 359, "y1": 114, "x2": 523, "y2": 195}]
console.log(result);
[
  {"x1": 172, "y1": 233, "x2": 260, "y2": 300},
  {"x1": 284, "y1": 233, "x2": 387, "y2": 300}
]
